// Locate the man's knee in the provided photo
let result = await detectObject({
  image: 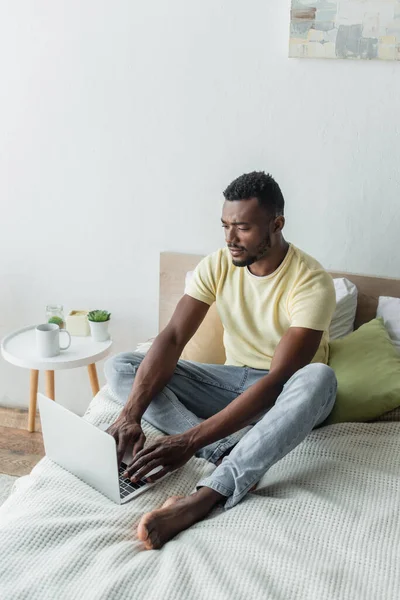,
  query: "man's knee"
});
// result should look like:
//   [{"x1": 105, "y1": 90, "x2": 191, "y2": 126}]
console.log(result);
[
  {"x1": 284, "y1": 363, "x2": 337, "y2": 401},
  {"x1": 104, "y1": 351, "x2": 144, "y2": 386},
  {"x1": 302, "y1": 363, "x2": 337, "y2": 391}
]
